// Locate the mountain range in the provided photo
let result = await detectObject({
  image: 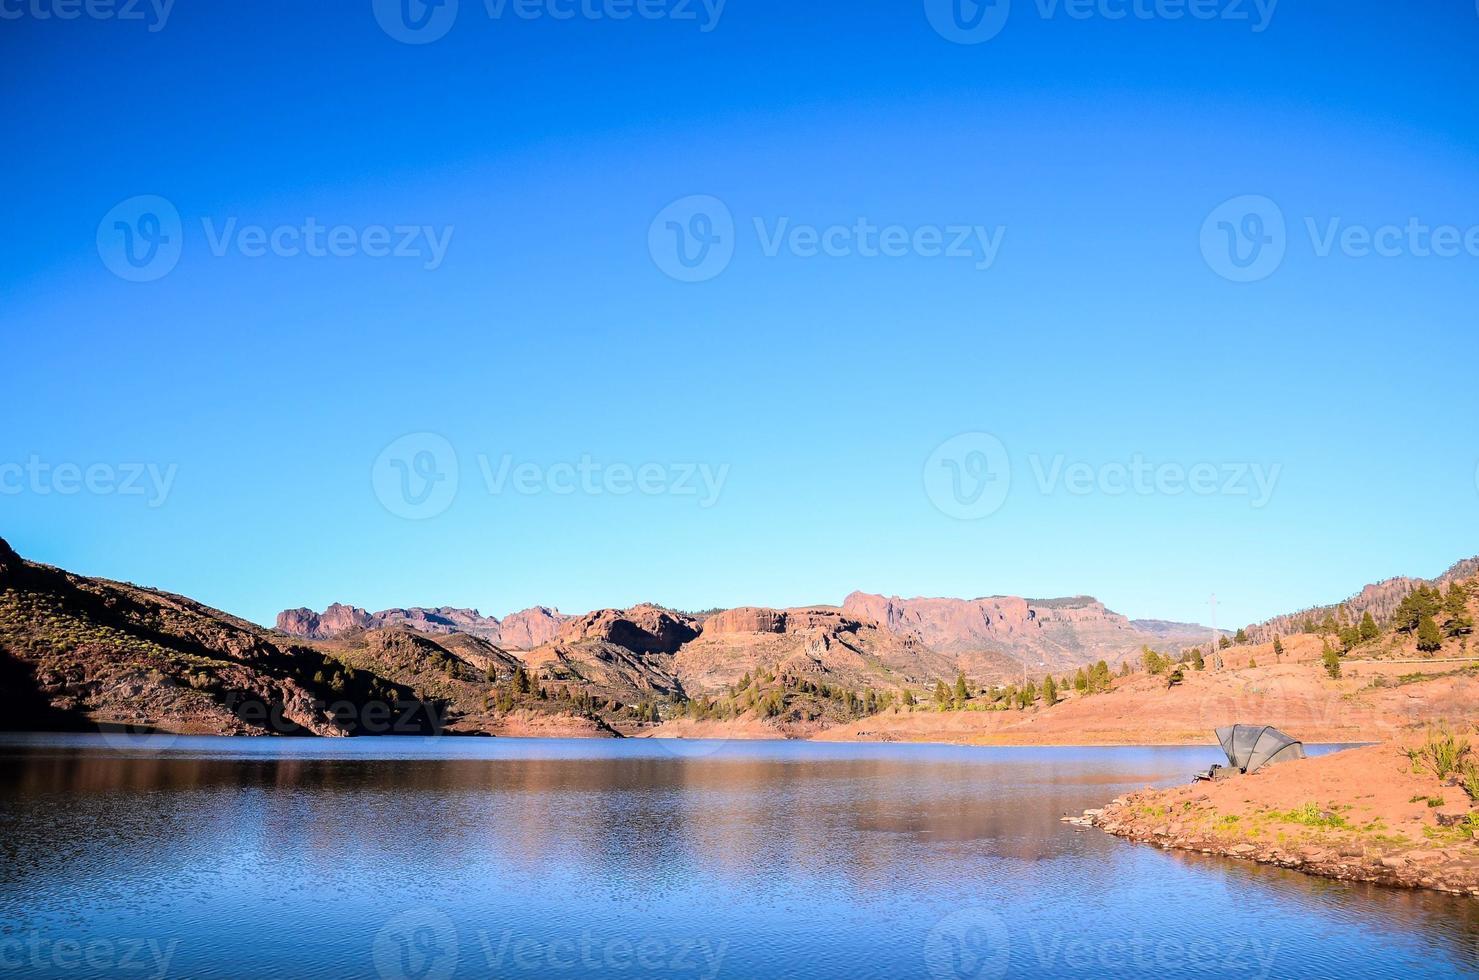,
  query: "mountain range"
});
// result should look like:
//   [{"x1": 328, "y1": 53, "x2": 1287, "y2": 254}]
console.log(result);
[
  {"x1": 275, "y1": 590, "x2": 1220, "y2": 682},
  {"x1": 3, "y1": 533, "x2": 1474, "y2": 738}
]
